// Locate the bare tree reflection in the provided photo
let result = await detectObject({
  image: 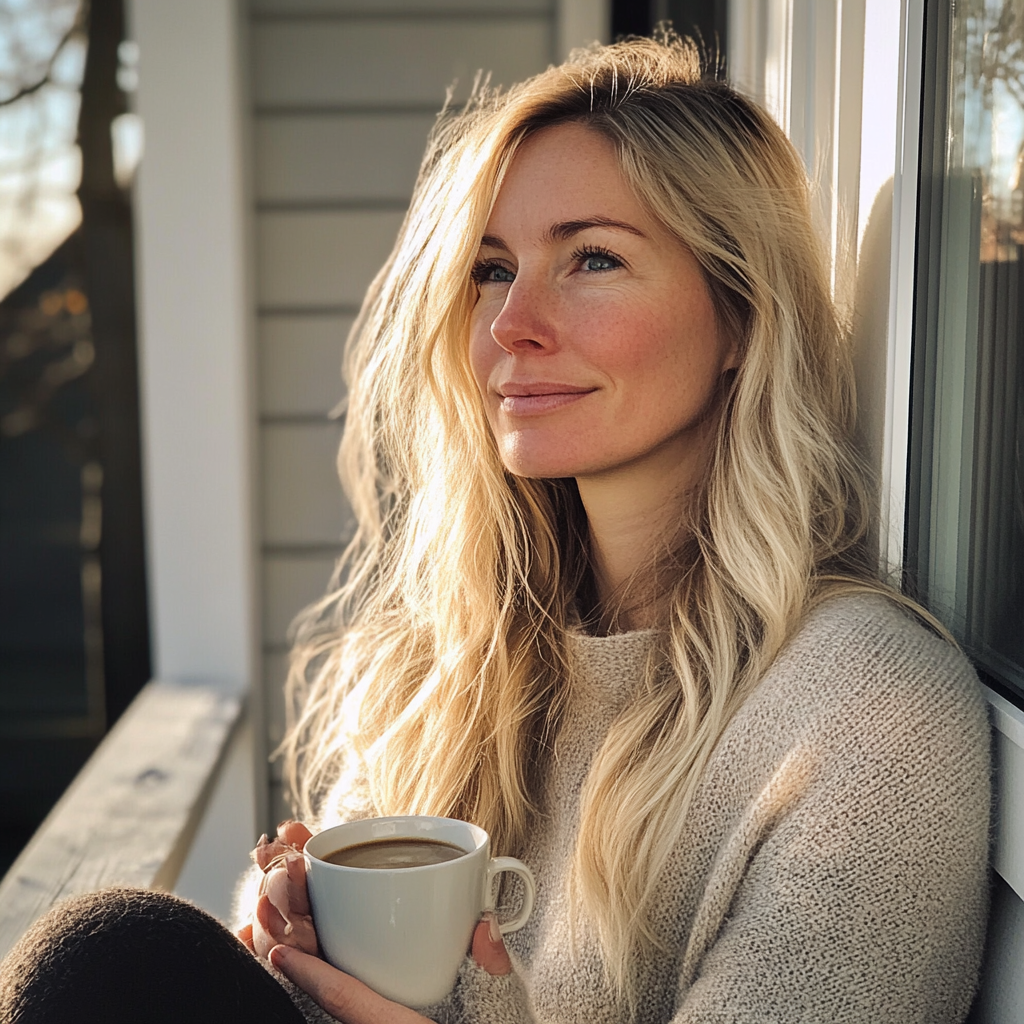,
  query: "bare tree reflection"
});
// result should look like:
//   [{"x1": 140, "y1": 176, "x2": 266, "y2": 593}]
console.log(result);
[{"x1": 955, "y1": 0, "x2": 1024, "y2": 678}]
